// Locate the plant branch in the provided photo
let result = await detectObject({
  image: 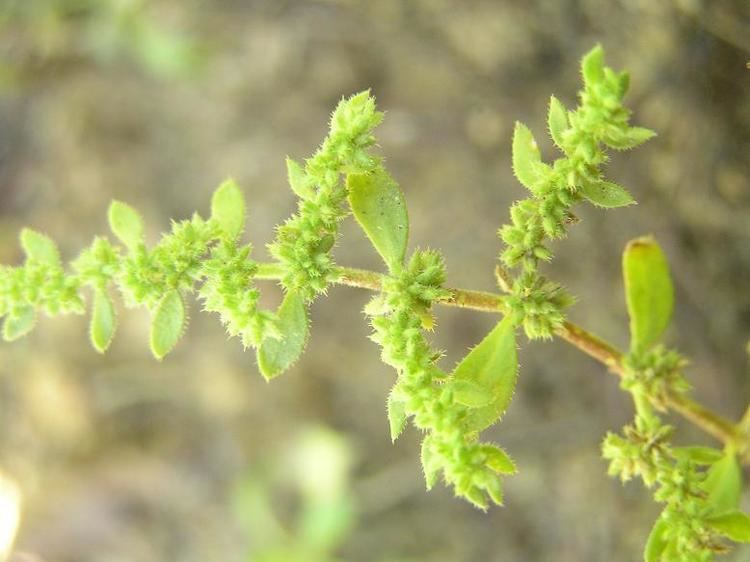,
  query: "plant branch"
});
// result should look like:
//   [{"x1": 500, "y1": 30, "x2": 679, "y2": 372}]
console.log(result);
[{"x1": 255, "y1": 262, "x2": 743, "y2": 450}]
